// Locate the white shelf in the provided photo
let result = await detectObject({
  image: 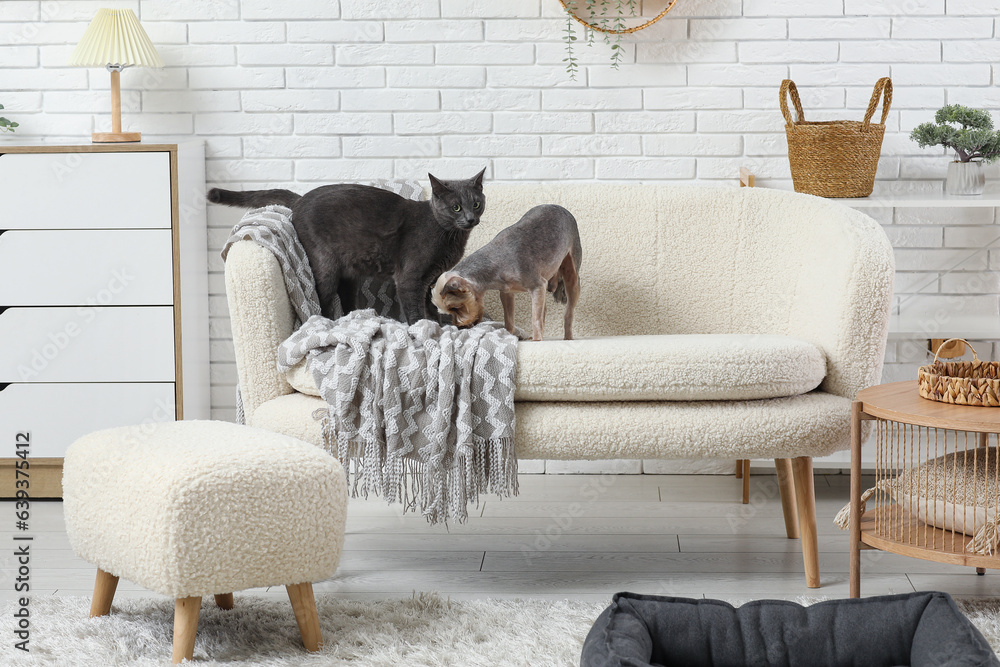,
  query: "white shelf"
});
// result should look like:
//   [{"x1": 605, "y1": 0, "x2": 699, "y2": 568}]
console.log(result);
[
  {"x1": 837, "y1": 183, "x2": 1000, "y2": 208},
  {"x1": 889, "y1": 314, "x2": 1000, "y2": 339},
  {"x1": 758, "y1": 180, "x2": 1000, "y2": 208}
]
